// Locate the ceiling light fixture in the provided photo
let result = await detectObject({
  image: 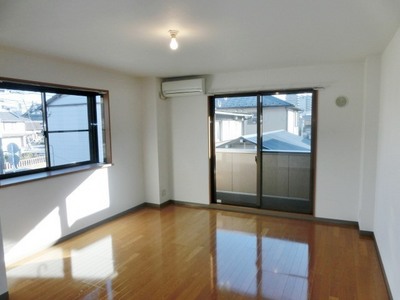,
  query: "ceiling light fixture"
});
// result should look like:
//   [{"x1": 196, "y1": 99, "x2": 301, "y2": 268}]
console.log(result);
[{"x1": 169, "y1": 30, "x2": 179, "y2": 50}]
